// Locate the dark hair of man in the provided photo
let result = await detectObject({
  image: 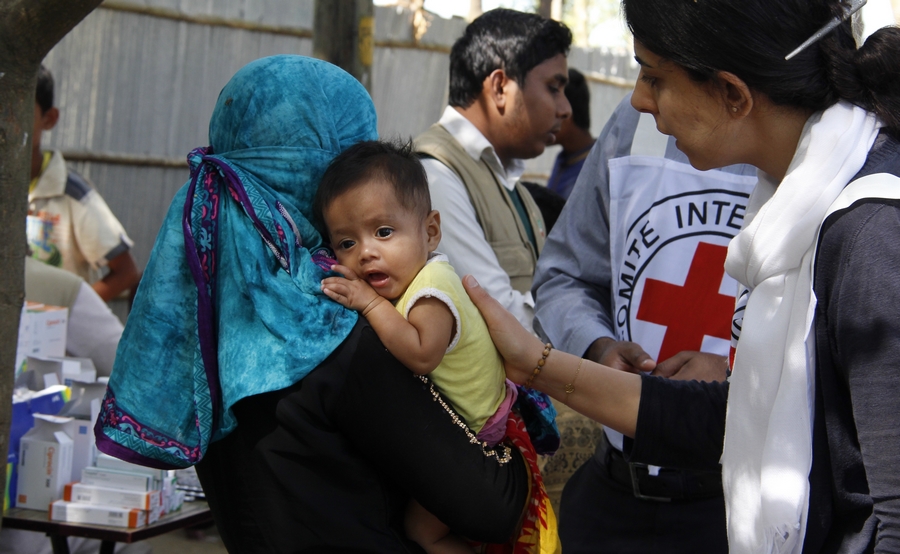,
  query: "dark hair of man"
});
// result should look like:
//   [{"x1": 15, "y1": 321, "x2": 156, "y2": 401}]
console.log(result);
[
  {"x1": 566, "y1": 68, "x2": 591, "y2": 131},
  {"x1": 36, "y1": 65, "x2": 54, "y2": 114},
  {"x1": 314, "y1": 139, "x2": 432, "y2": 231},
  {"x1": 448, "y1": 8, "x2": 573, "y2": 108},
  {"x1": 622, "y1": 0, "x2": 900, "y2": 135}
]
